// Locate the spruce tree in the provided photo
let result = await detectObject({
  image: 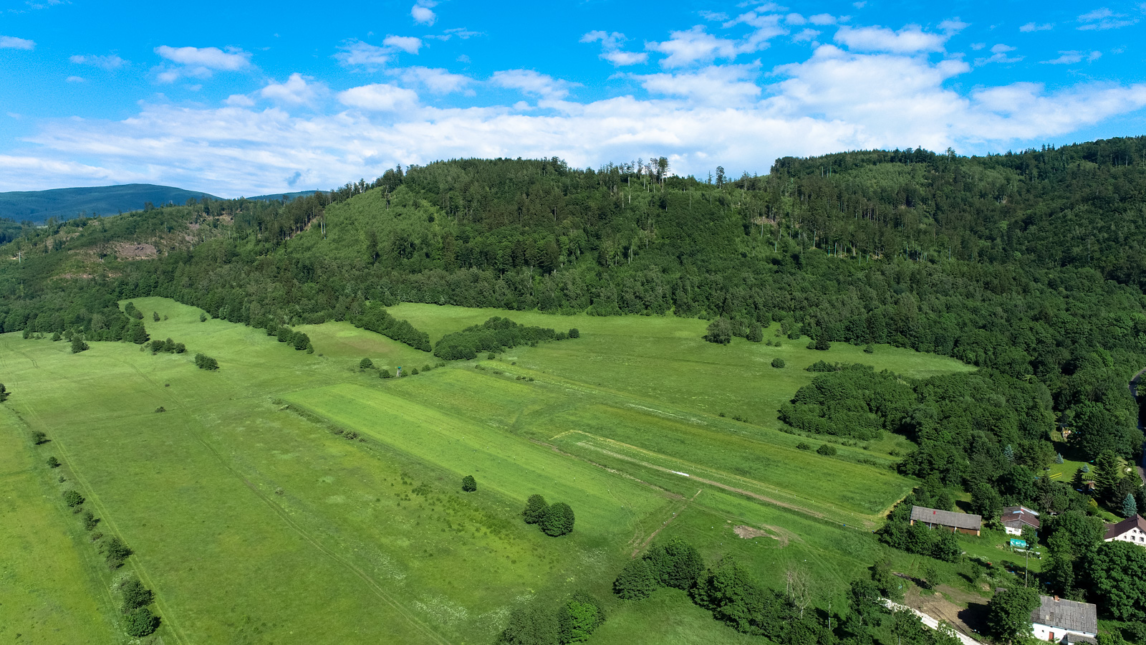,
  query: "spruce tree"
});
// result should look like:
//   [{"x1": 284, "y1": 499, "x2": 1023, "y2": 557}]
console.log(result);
[{"x1": 1125, "y1": 493, "x2": 1139, "y2": 518}]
